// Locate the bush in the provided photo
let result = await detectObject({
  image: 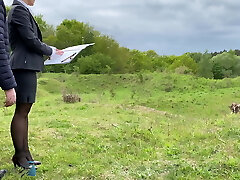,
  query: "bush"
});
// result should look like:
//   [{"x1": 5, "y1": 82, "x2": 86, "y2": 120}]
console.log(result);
[
  {"x1": 211, "y1": 51, "x2": 240, "y2": 79},
  {"x1": 74, "y1": 53, "x2": 114, "y2": 74},
  {"x1": 197, "y1": 53, "x2": 213, "y2": 79},
  {"x1": 175, "y1": 66, "x2": 192, "y2": 74},
  {"x1": 128, "y1": 50, "x2": 153, "y2": 73},
  {"x1": 62, "y1": 93, "x2": 81, "y2": 103},
  {"x1": 168, "y1": 54, "x2": 198, "y2": 74},
  {"x1": 152, "y1": 56, "x2": 171, "y2": 72}
]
